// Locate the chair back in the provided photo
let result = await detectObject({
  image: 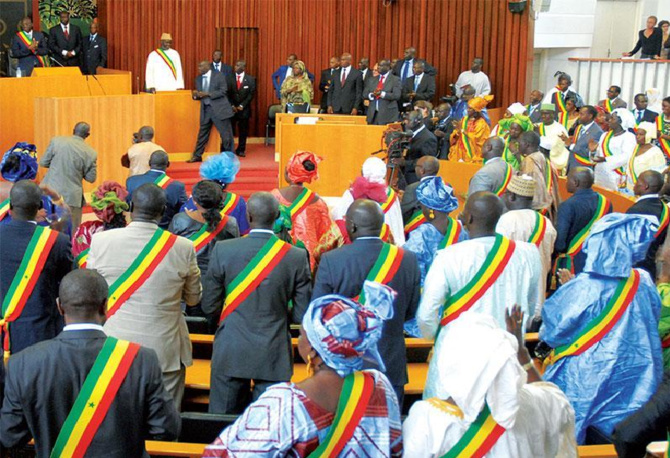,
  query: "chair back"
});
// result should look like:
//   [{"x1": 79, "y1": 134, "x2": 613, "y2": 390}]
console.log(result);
[{"x1": 179, "y1": 412, "x2": 239, "y2": 443}]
